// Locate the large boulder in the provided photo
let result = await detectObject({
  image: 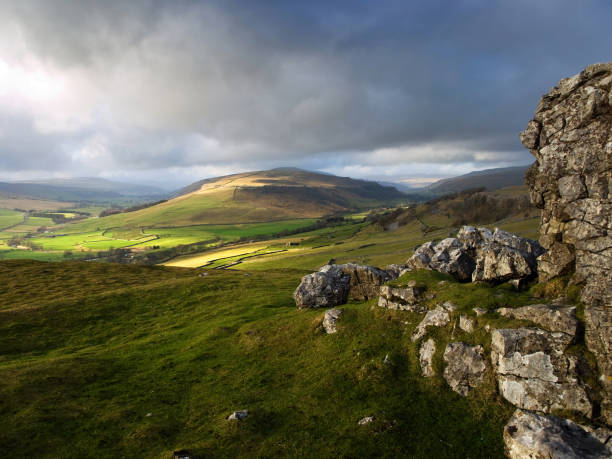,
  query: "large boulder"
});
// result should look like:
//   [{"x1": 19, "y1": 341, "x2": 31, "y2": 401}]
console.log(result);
[
  {"x1": 293, "y1": 265, "x2": 350, "y2": 309},
  {"x1": 520, "y1": 62, "x2": 612, "y2": 425},
  {"x1": 406, "y1": 226, "x2": 543, "y2": 284},
  {"x1": 443, "y1": 342, "x2": 487, "y2": 396},
  {"x1": 293, "y1": 263, "x2": 391, "y2": 308},
  {"x1": 504, "y1": 409, "x2": 612, "y2": 459},
  {"x1": 491, "y1": 328, "x2": 592, "y2": 417},
  {"x1": 338, "y1": 263, "x2": 391, "y2": 301}
]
